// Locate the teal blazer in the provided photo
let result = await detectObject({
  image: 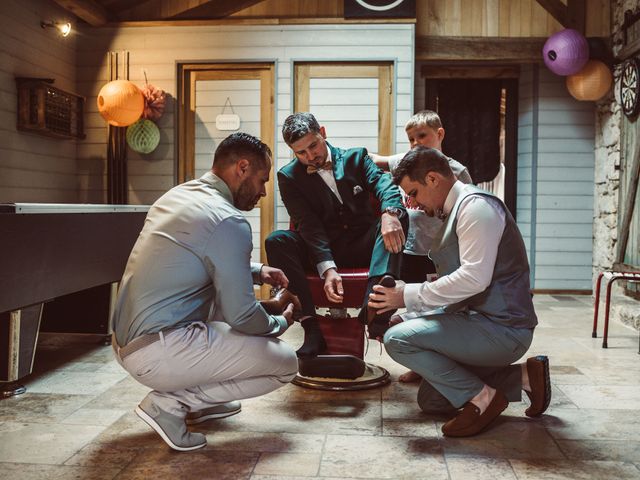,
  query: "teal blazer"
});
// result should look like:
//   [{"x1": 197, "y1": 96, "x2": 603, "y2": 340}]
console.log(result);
[{"x1": 277, "y1": 143, "x2": 405, "y2": 265}]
